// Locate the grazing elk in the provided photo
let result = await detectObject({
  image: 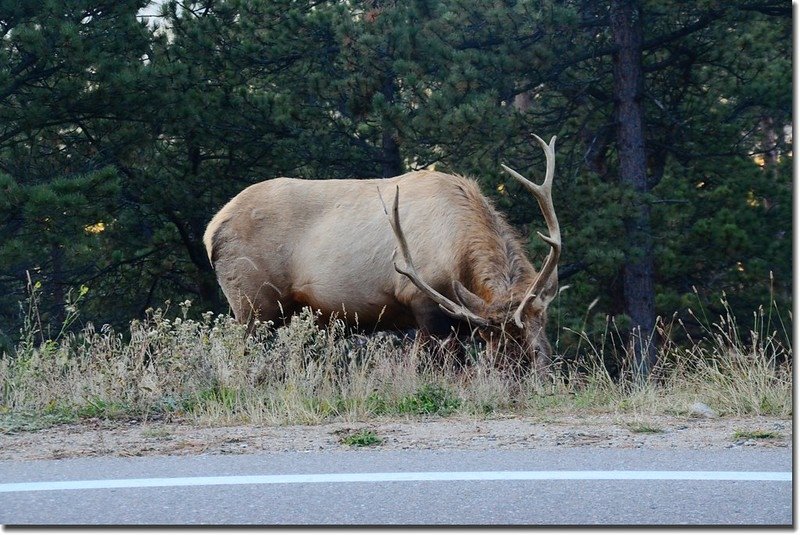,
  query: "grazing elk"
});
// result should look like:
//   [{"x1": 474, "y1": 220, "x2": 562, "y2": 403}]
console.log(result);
[{"x1": 203, "y1": 135, "x2": 561, "y2": 374}]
